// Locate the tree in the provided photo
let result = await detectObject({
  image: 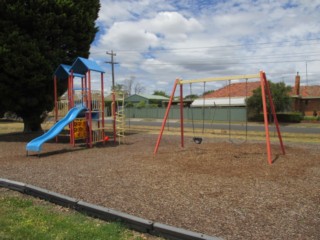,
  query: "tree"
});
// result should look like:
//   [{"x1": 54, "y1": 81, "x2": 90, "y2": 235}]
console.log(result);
[
  {"x1": 246, "y1": 81, "x2": 292, "y2": 119},
  {"x1": 112, "y1": 83, "x2": 125, "y2": 94},
  {"x1": 153, "y1": 90, "x2": 169, "y2": 97},
  {"x1": 134, "y1": 81, "x2": 145, "y2": 95},
  {"x1": 203, "y1": 89, "x2": 215, "y2": 96},
  {"x1": 184, "y1": 94, "x2": 198, "y2": 100},
  {"x1": 122, "y1": 76, "x2": 145, "y2": 96},
  {"x1": 0, "y1": 1, "x2": 100, "y2": 132}
]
